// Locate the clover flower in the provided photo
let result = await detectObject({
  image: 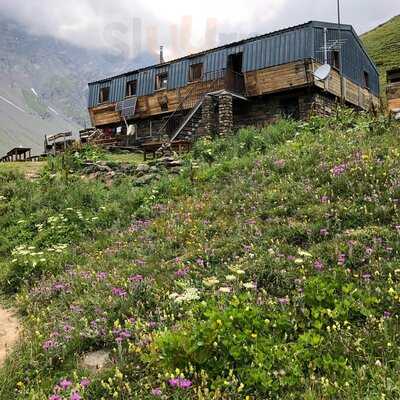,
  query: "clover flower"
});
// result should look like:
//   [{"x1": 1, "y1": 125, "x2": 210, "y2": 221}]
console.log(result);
[
  {"x1": 112, "y1": 287, "x2": 128, "y2": 297},
  {"x1": 168, "y1": 377, "x2": 192, "y2": 389},
  {"x1": 59, "y1": 379, "x2": 72, "y2": 390},
  {"x1": 314, "y1": 259, "x2": 324, "y2": 271},
  {"x1": 151, "y1": 388, "x2": 162, "y2": 396}
]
